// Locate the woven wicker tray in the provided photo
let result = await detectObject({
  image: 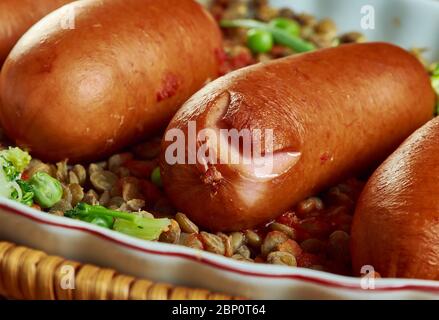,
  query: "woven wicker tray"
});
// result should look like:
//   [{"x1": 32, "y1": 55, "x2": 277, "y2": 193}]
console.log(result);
[{"x1": 0, "y1": 241, "x2": 238, "y2": 300}]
